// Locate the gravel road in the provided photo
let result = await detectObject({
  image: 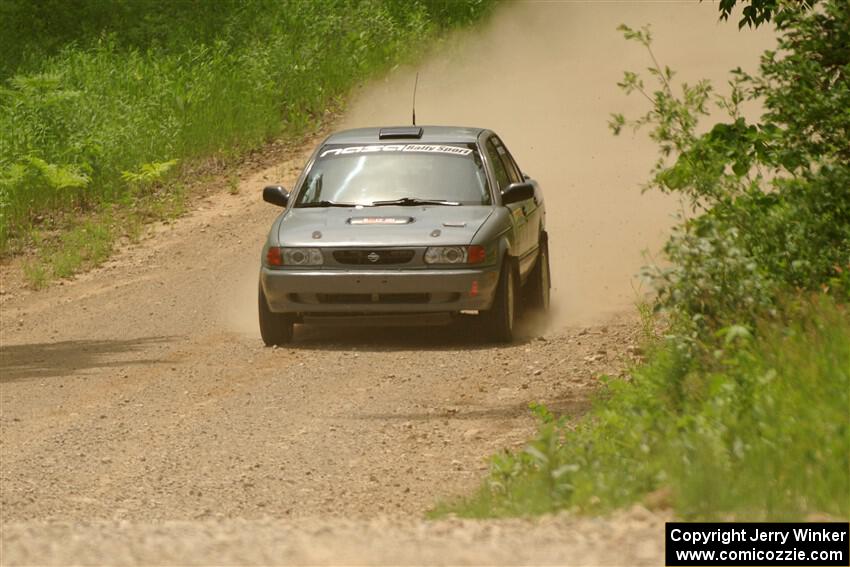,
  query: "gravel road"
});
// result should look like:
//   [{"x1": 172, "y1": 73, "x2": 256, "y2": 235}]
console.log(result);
[
  {"x1": 0, "y1": 3, "x2": 772, "y2": 565},
  {"x1": 0, "y1": 142, "x2": 656, "y2": 564}
]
